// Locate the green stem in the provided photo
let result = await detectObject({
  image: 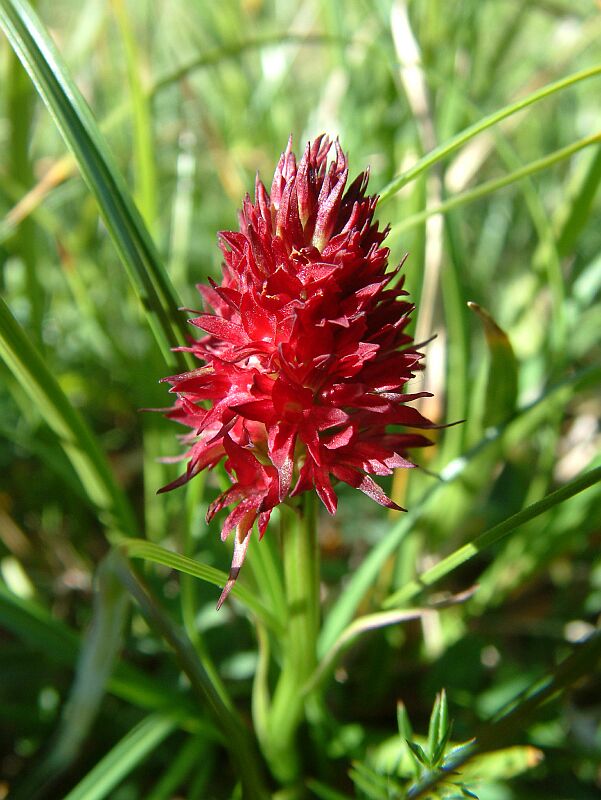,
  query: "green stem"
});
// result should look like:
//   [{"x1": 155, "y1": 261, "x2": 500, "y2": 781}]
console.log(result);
[{"x1": 262, "y1": 495, "x2": 319, "y2": 787}]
